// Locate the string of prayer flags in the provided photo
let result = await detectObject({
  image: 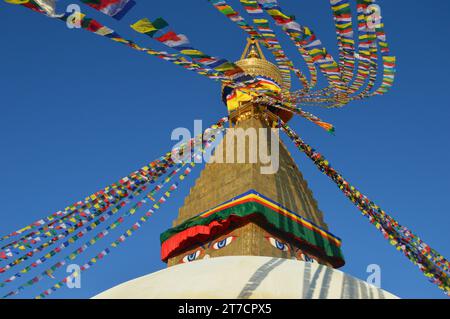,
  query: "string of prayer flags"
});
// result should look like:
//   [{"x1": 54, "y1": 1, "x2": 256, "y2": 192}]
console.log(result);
[
  {"x1": 264, "y1": 1, "x2": 347, "y2": 94},
  {"x1": 4, "y1": 0, "x2": 48, "y2": 14},
  {"x1": 0, "y1": 159, "x2": 179, "y2": 276},
  {"x1": 0, "y1": 155, "x2": 169, "y2": 246},
  {"x1": 4, "y1": 0, "x2": 394, "y2": 111},
  {"x1": 373, "y1": 56, "x2": 395, "y2": 95},
  {"x1": 208, "y1": 0, "x2": 299, "y2": 91},
  {"x1": 284, "y1": 108, "x2": 335, "y2": 134},
  {"x1": 78, "y1": 0, "x2": 135, "y2": 20},
  {"x1": 0, "y1": 117, "x2": 227, "y2": 280},
  {"x1": 331, "y1": 0, "x2": 396, "y2": 99},
  {"x1": 130, "y1": 17, "x2": 248, "y2": 82},
  {"x1": 330, "y1": 0, "x2": 356, "y2": 84},
  {"x1": 231, "y1": 0, "x2": 396, "y2": 108},
  {"x1": 4, "y1": 2, "x2": 227, "y2": 83},
  {"x1": 345, "y1": 0, "x2": 376, "y2": 95},
  {"x1": 0, "y1": 177, "x2": 149, "y2": 278},
  {"x1": 252, "y1": 94, "x2": 335, "y2": 134},
  {"x1": 237, "y1": 0, "x2": 316, "y2": 90},
  {"x1": 233, "y1": 1, "x2": 337, "y2": 106},
  {"x1": 367, "y1": 0, "x2": 396, "y2": 96},
  {"x1": 31, "y1": 120, "x2": 228, "y2": 299},
  {"x1": 5, "y1": 0, "x2": 397, "y2": 111},
  {"x1": 1, "y1": 117, "x2": 228, "y2": 298},
  {"x1": 0, "y1": 174, "x2": 151, "y2": 255},
  {"x1": 0, "y1": 152, "x2": 177, "y2": 256},
  {"x1": 1, "y1": 162, "x2": 184, "y2": 294},
  {"x1": 277, "y1": 117, "x2": 450, "y2": 296},
  {"x1": 345, "y1": 0, "x2": 396, "y2": 99},
  {"x1": 207, "y1": 0, "x2": 261, "y2": 39},
  {"x1": 30, "y1": 0, "x2": 63, "y2": 17}
]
